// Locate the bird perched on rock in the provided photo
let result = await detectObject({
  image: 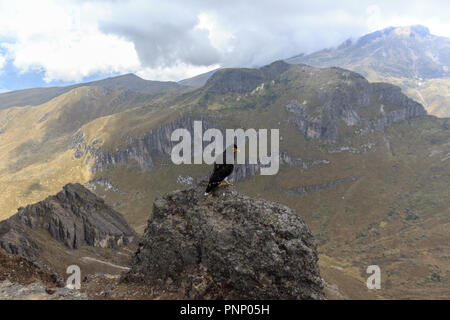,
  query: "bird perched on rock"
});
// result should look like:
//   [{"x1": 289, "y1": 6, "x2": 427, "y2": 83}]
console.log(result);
[{"x1": 205, "y1": 144, "x2": 238, "y2": 196}]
